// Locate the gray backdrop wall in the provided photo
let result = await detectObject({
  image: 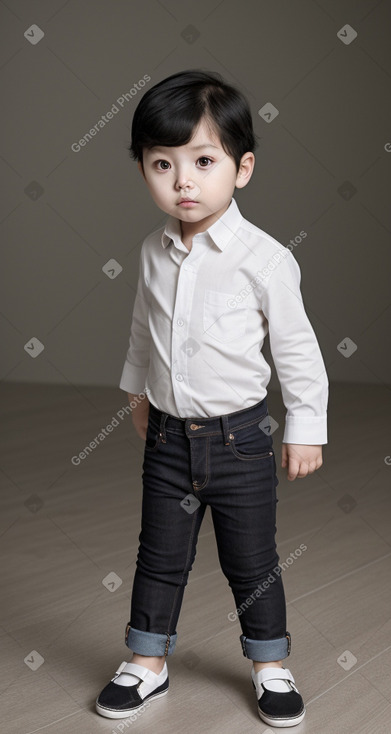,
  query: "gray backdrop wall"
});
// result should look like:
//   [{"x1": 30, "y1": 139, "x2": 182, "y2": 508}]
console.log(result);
[{"x1": 1, "y1": 0, "x2": 390, "y2": 392}]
